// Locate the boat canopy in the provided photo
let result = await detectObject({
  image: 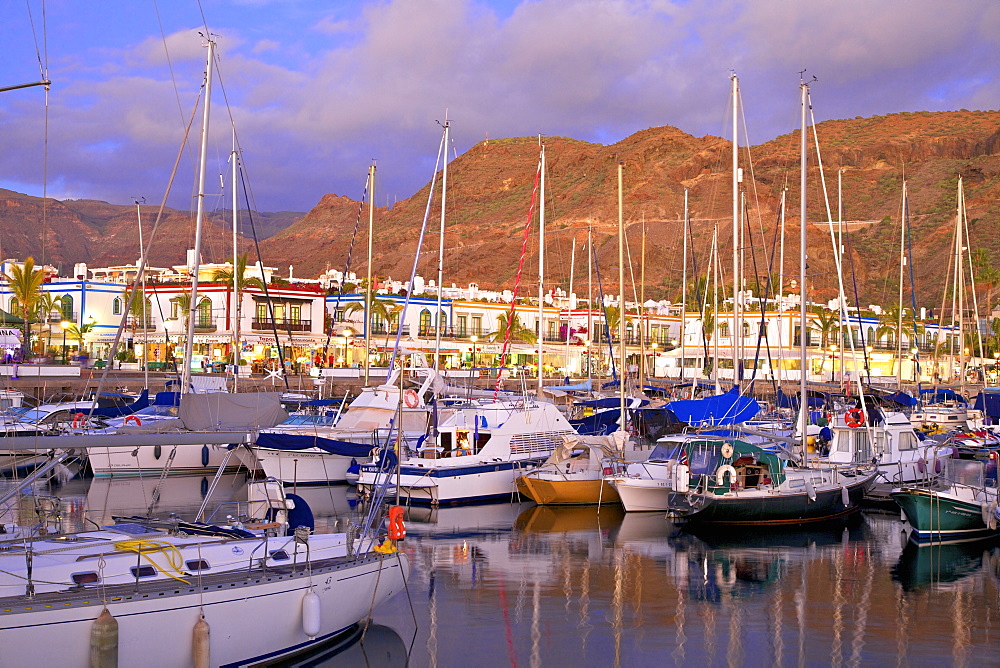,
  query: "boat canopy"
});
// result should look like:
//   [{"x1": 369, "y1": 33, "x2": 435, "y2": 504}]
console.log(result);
[
  {"x1": 667, "y1": 387, "x2": 761, "y2": 426},
  {"x1": 255, "y1": 432, "x2": 374, "y2": 458},
  {"x1": 919, "y1": 388, "x2": 967, "y2": 405},
  {"x1": 90, "y1": 389, "x2": 151, "y2": 418}
]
